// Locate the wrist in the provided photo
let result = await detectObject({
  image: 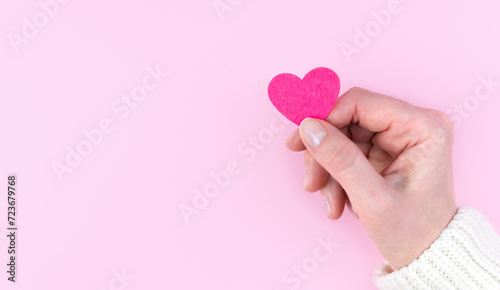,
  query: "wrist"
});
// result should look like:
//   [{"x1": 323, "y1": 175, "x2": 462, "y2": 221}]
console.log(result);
[{"x1": 387, "y1": 205, "x2": 458, "y2": 271}]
